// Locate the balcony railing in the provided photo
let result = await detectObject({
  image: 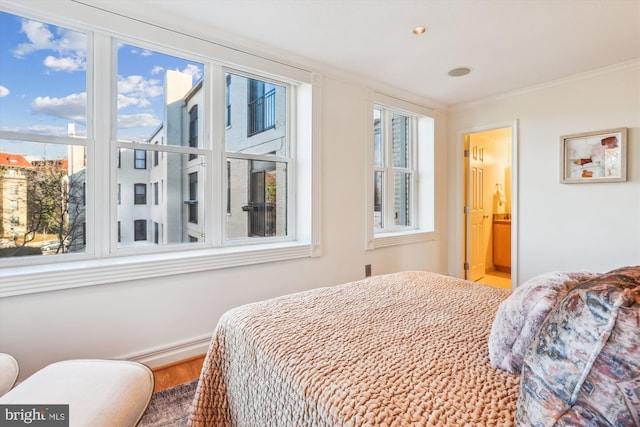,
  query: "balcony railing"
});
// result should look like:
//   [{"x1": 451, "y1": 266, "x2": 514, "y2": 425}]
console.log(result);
[{"x1": 247, "y1": 88, "x2": 276, "y2": 137}]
